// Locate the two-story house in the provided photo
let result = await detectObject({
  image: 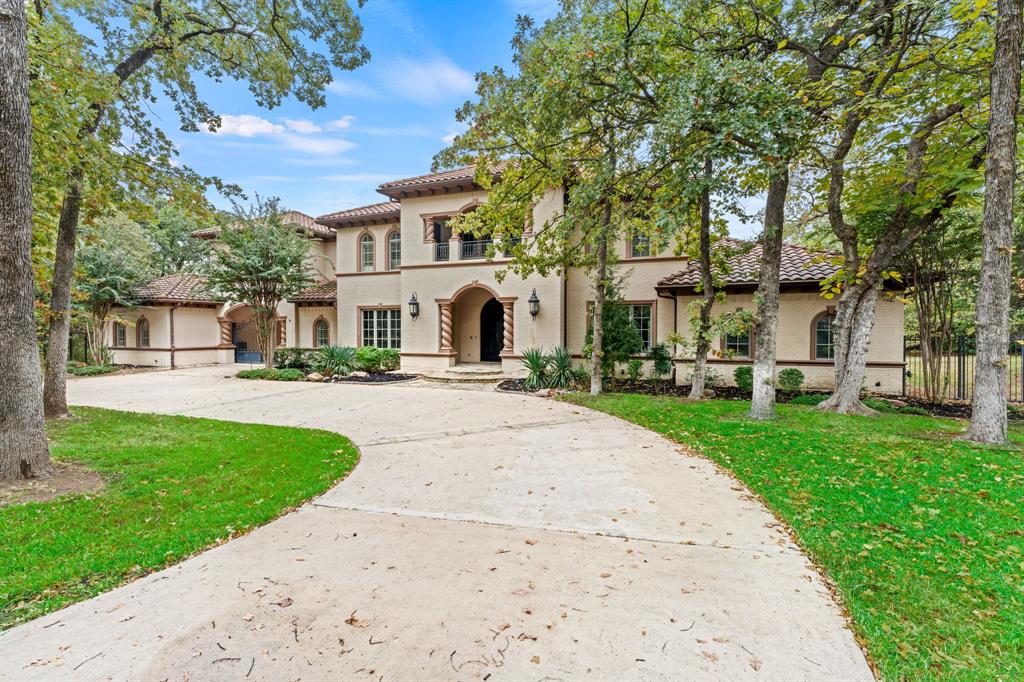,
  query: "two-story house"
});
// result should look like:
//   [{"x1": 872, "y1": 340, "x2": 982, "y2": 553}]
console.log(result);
[{"x1": 107, "y1": 165, "x2": 906, "y2": 392}]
